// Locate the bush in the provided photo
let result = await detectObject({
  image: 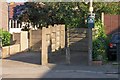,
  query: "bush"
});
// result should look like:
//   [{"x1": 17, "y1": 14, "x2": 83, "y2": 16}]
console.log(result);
[
  {"x1": 0, "y1": 29, "x2": 11, "y2": 46},
  {"x1": 92, "y1": 20, "x2": 108, "y2": 62}
]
